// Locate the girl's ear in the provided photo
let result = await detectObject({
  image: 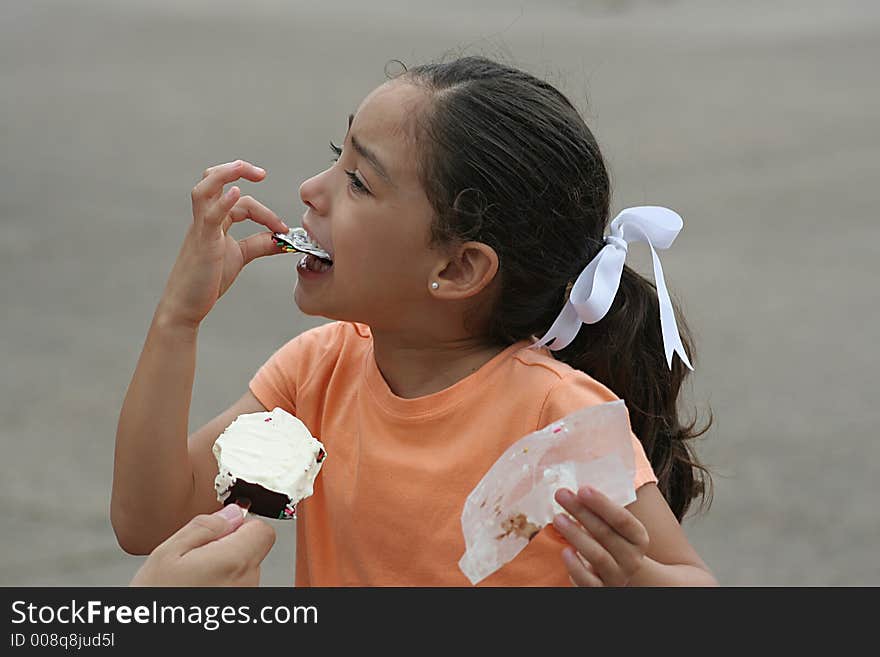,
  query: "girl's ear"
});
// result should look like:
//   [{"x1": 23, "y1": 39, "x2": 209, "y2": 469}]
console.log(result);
[{"x1": 431, "y1": 241, "x2": 499, "y2": 299}]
